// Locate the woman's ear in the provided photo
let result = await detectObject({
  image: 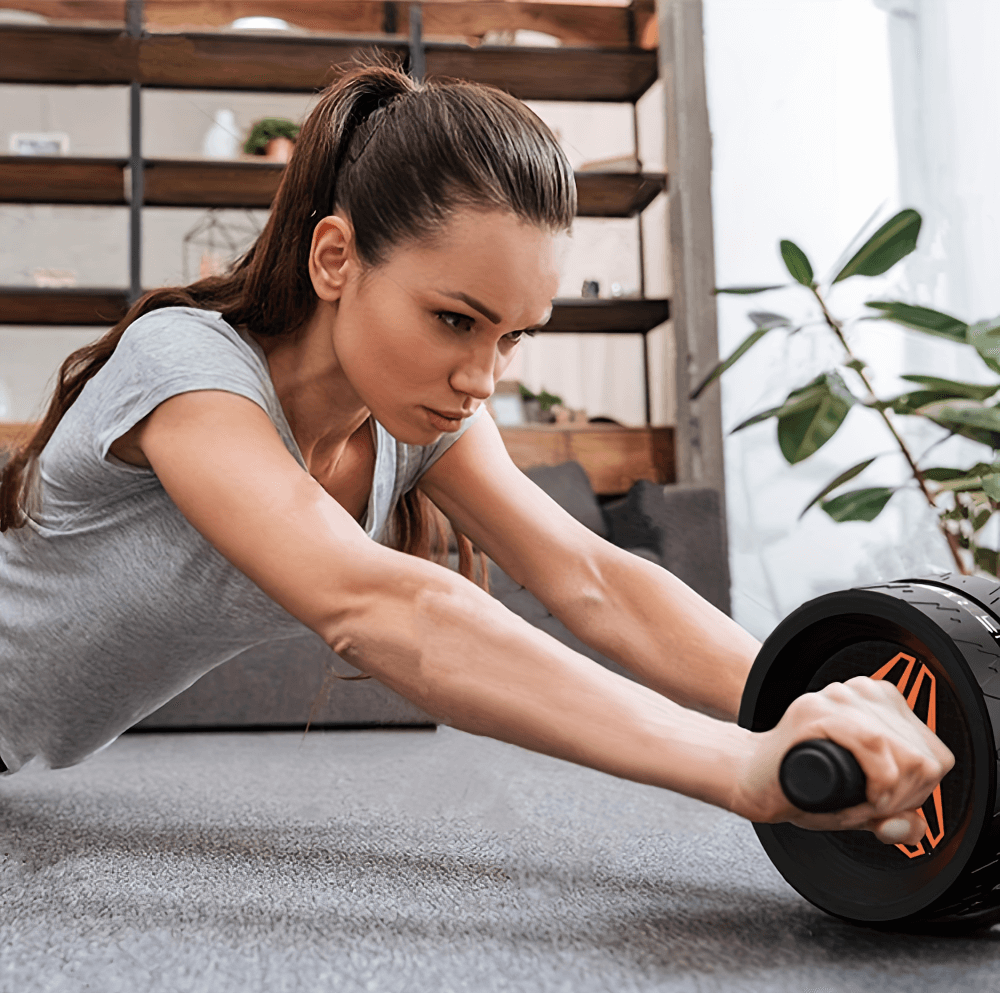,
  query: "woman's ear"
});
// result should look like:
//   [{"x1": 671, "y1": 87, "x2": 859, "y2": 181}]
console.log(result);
[{"x1": 309, "y1": 214, "x2": 357, "y2": 302}]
